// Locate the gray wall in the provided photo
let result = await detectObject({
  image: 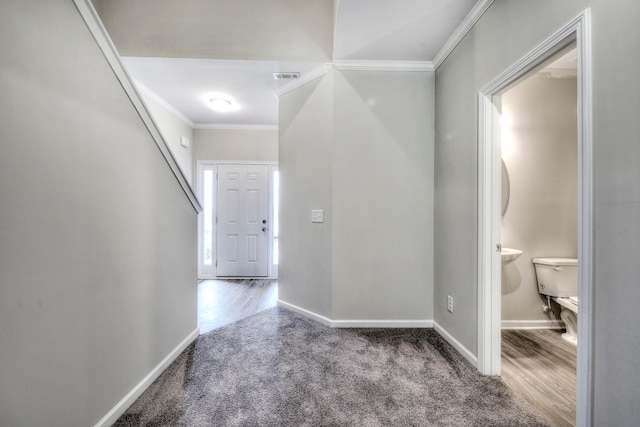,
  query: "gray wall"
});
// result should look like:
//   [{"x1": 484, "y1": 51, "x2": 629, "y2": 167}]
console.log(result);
[
  {"x1": 279, "y1": 74, "x2": 335, "y2": 318},
  {"x1": 92, "y1": 0, "x2": 334, "y2": 61},
  {"x1": 194, "y1": 128, "x2": 278, "y2": 165},
  {"x1": 331, "y1": 70, "x2": 434, "y2": 320},
  {"x1": 142, "y1": 93, "x2": 194, "y2": 184},
  {"x1": 278, "y1": 69, "x2": 435, "y2": 322},
  {"x1": 0, "y1": 1, "x2": 198, "y2": 426},
  {"x1": 501, "y1": 74, "x2": 578, "y2": 323},
  {"x1": 434, "y1": 0, "x2": 640, "y2": 424}
]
